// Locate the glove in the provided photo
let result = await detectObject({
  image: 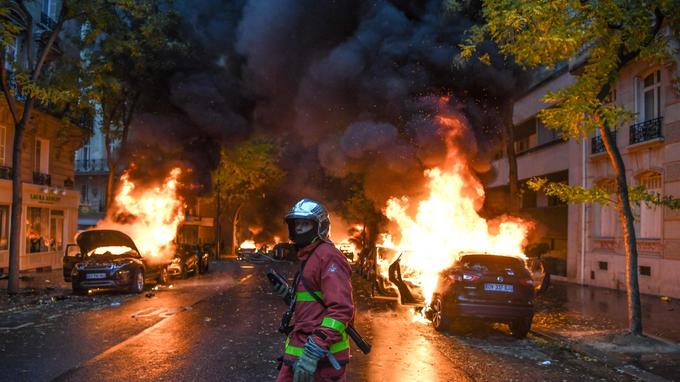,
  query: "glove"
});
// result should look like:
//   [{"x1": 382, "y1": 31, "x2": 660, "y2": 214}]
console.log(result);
[{"x1": 293, "y1": 336, "x2": 325, "y2": 382}]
